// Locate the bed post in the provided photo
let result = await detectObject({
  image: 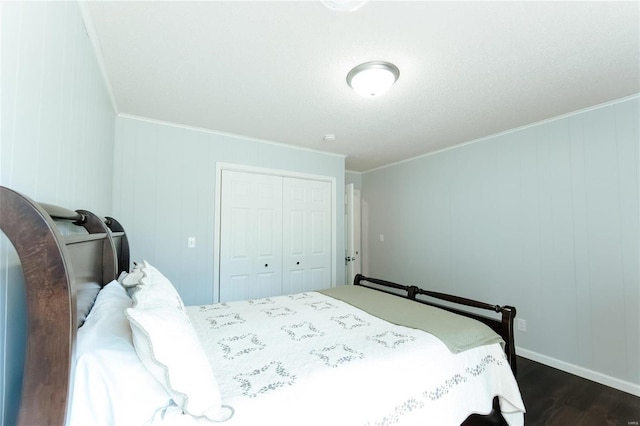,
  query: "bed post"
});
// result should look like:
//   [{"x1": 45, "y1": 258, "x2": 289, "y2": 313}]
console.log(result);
[
  {"x1": 76, "y1": 209, "x2": 118, "y2": 283},
  {"x1": 0, "y1": 187, "x2": 75, "y2": 426},
  {"x1": 501, "y1": 305, "x2": 517, "y2": 376},
  {"x1": 105, "y1": 216, "x2": 130, "y2": 275}
]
